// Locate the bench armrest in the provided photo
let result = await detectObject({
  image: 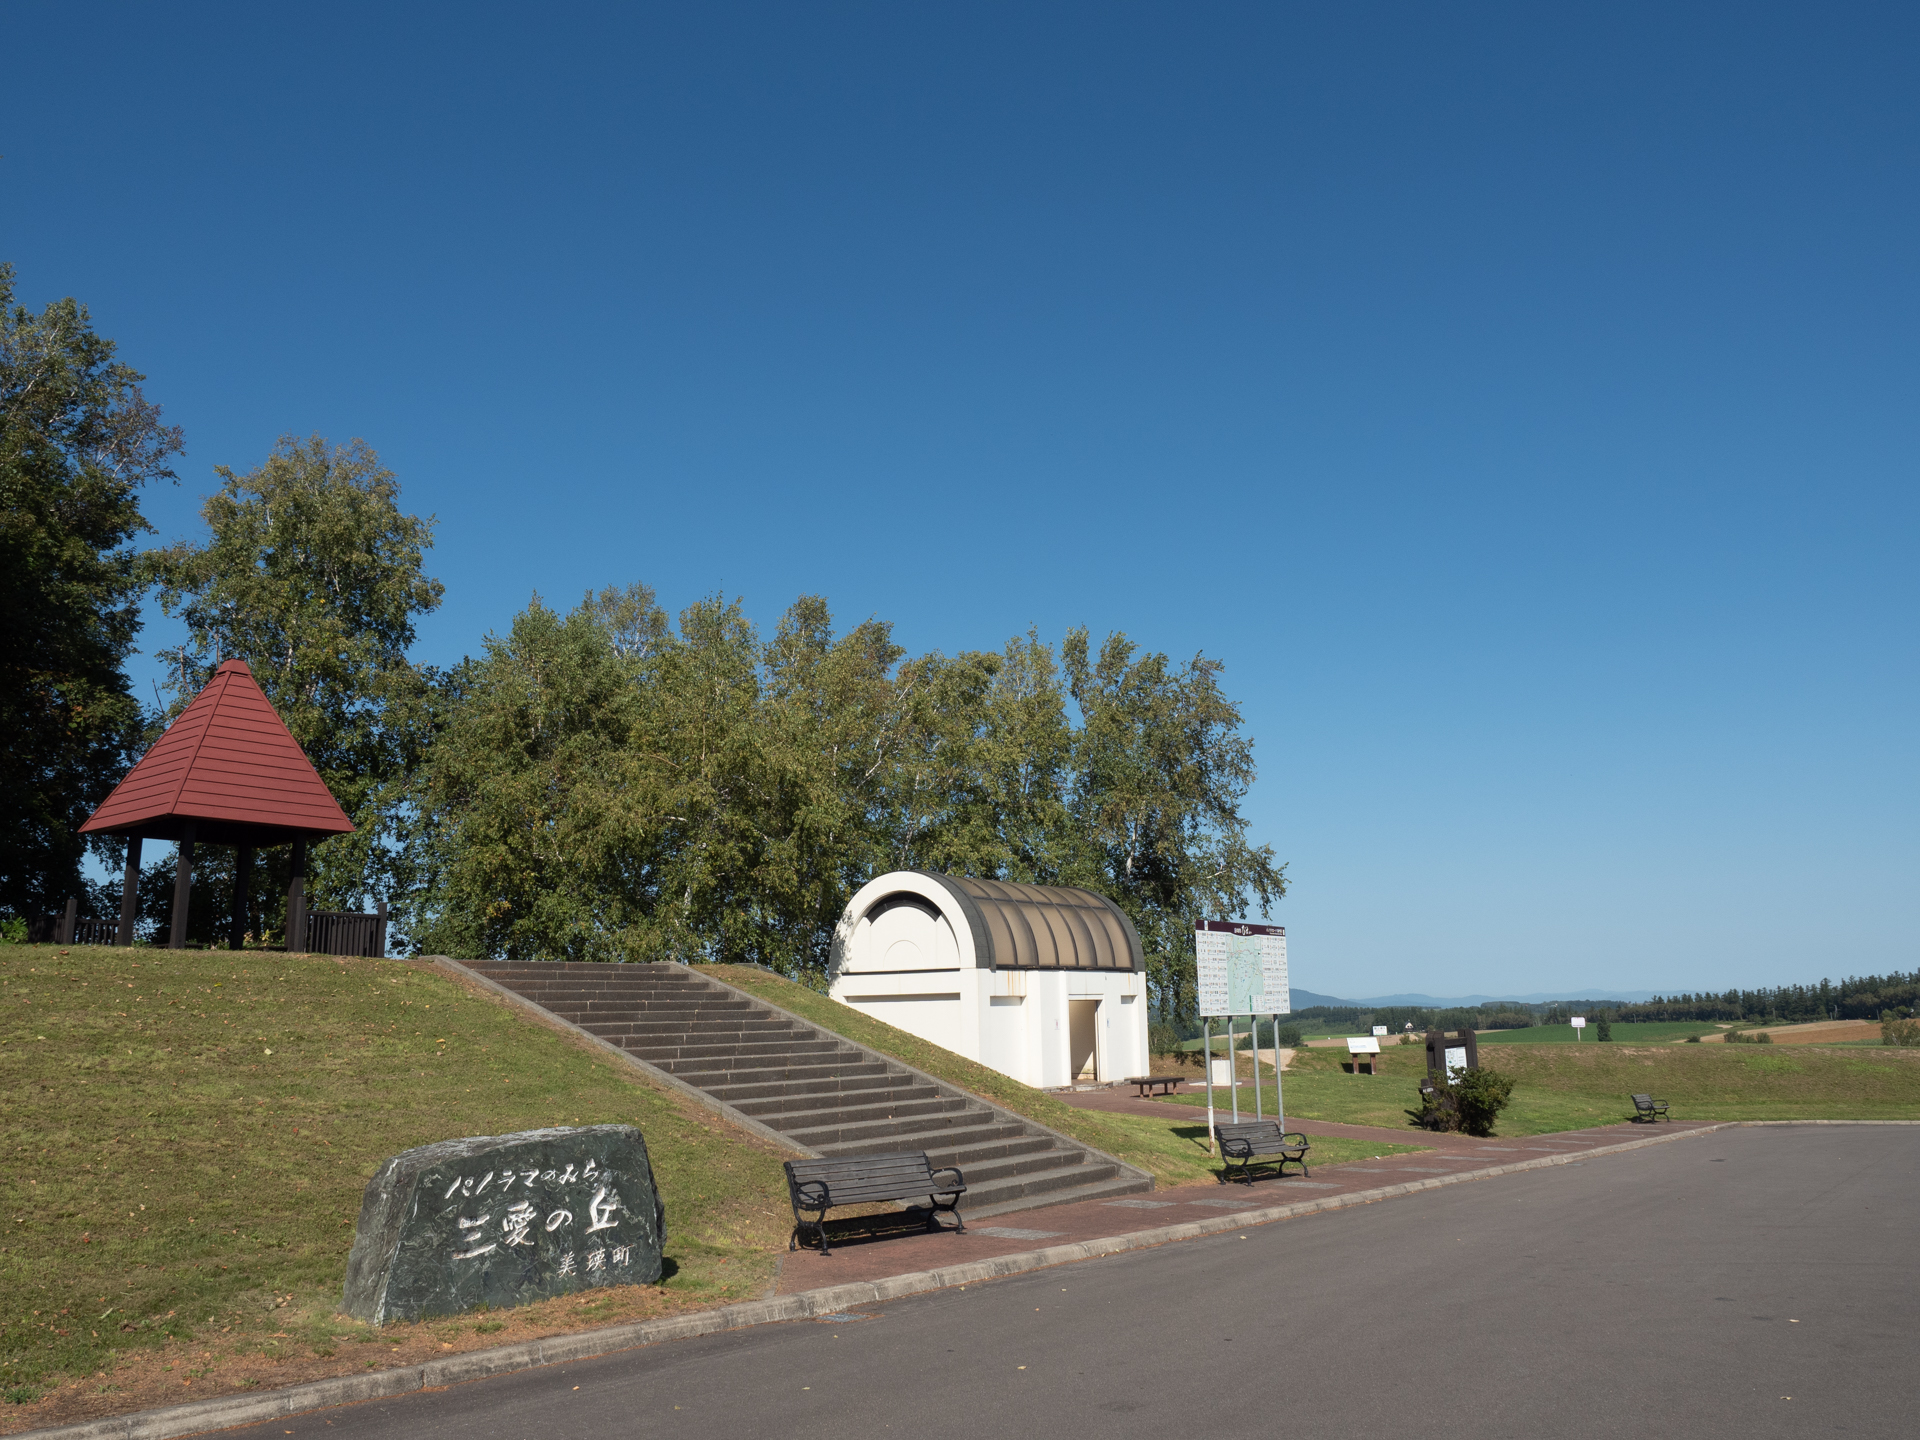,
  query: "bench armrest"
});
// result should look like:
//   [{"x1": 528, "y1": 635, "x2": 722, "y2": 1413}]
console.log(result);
[
  {"x1": 791, "y1": 1180, "x2": 831, "y2": 1208},
  {"x1": 928, "y1": 1166, "x2": 966, "y2": 1193},
  {"x1": 1220, "y1": 1137, "x2": 1253, "y2": 1159},
  {"x1": 1282, "y1": 1133, "x2": 1310, "y2": 1149}
]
